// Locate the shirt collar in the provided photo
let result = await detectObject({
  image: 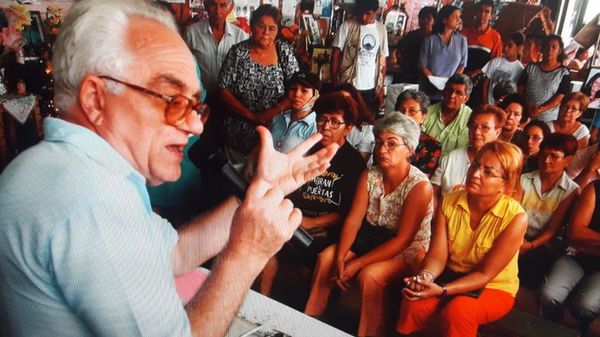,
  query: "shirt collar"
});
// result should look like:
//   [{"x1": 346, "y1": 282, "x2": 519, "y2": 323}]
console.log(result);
[
  {"x1": 295, "y1": 111, "x2": 316, "y2": 125},
  {"x1": 44, "y1": 117, "x2": 146, "y2": 184},
  {"x1": 455, "y1": 190, "x2": 506, "y2": 218},
  {"x1": 525, "y1": 170, "x2": 571, "y2": 197},
  {"x1": 205, "y1": 20, "x2": 233, "y2": 36}
]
